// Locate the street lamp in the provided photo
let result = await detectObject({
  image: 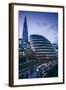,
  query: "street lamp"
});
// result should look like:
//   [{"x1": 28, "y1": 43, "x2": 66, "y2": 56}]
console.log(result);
[{"x1": 36, "y1": 68, "x2": 39, "y2": 78}]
